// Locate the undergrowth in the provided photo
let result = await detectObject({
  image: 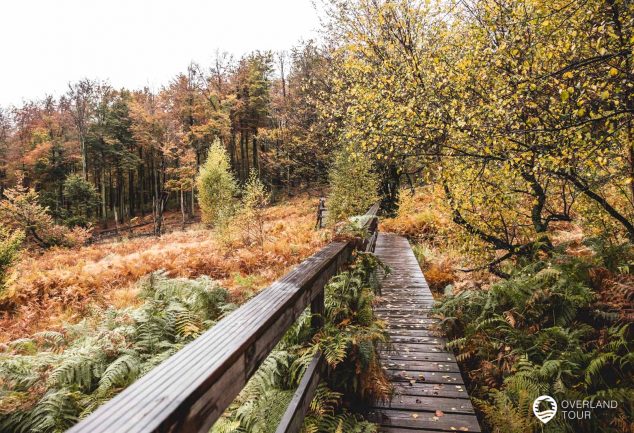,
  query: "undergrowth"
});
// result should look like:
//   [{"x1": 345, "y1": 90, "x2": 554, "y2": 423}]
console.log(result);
[
  {"x1": 212, "y1": 252, "x2": 390, "y2": 433},
  {"x1": 0, "y1": 272, "x2": 235, "y2": 433},
  {"x1": 434, "y1": 239, "x2": 634, "y2": 433},
  {"x1": 0, "y1": 195, "x2": 328, "y2": 342},
  {"x1": 0, "y1": 249, "x2": 389, "y2": 433}
]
